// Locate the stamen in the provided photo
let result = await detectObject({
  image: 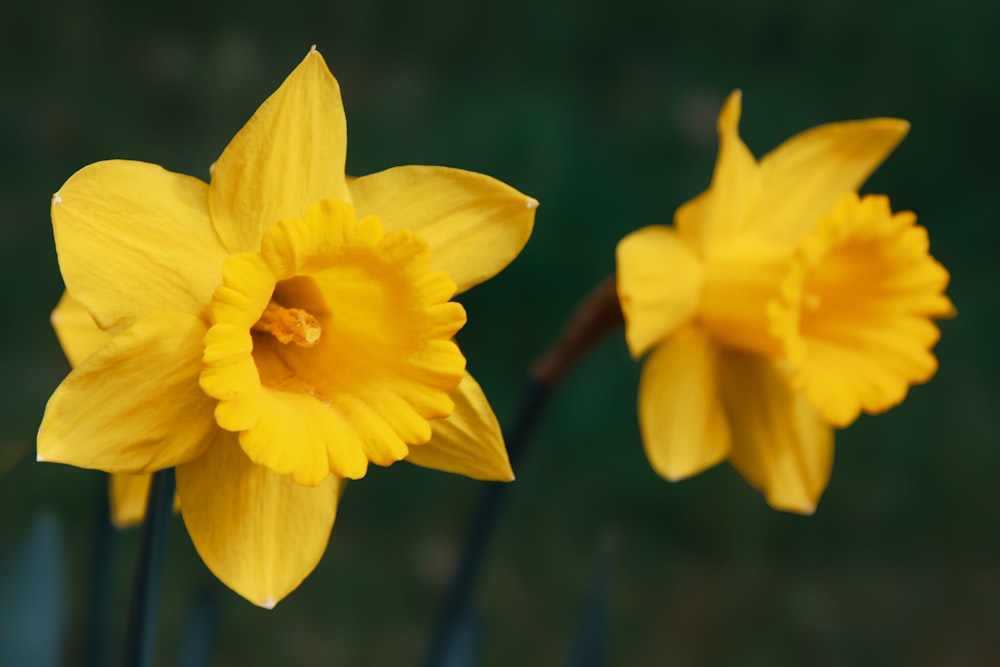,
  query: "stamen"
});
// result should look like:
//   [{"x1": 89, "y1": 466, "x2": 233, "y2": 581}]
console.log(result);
[{"x1": 252, "y1": 301, "x2": 322, "y2": 347}]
